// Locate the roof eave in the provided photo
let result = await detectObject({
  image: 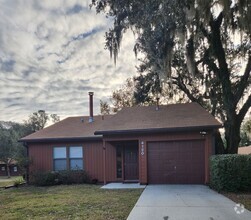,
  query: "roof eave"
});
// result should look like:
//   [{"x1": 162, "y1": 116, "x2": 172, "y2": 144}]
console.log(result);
[
  {"x1": 94, "y1": 124, "x2": 222, "y2": 135},
  {"x1": 19, "y1": 136, "x2": 103, "y2": 143}
]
